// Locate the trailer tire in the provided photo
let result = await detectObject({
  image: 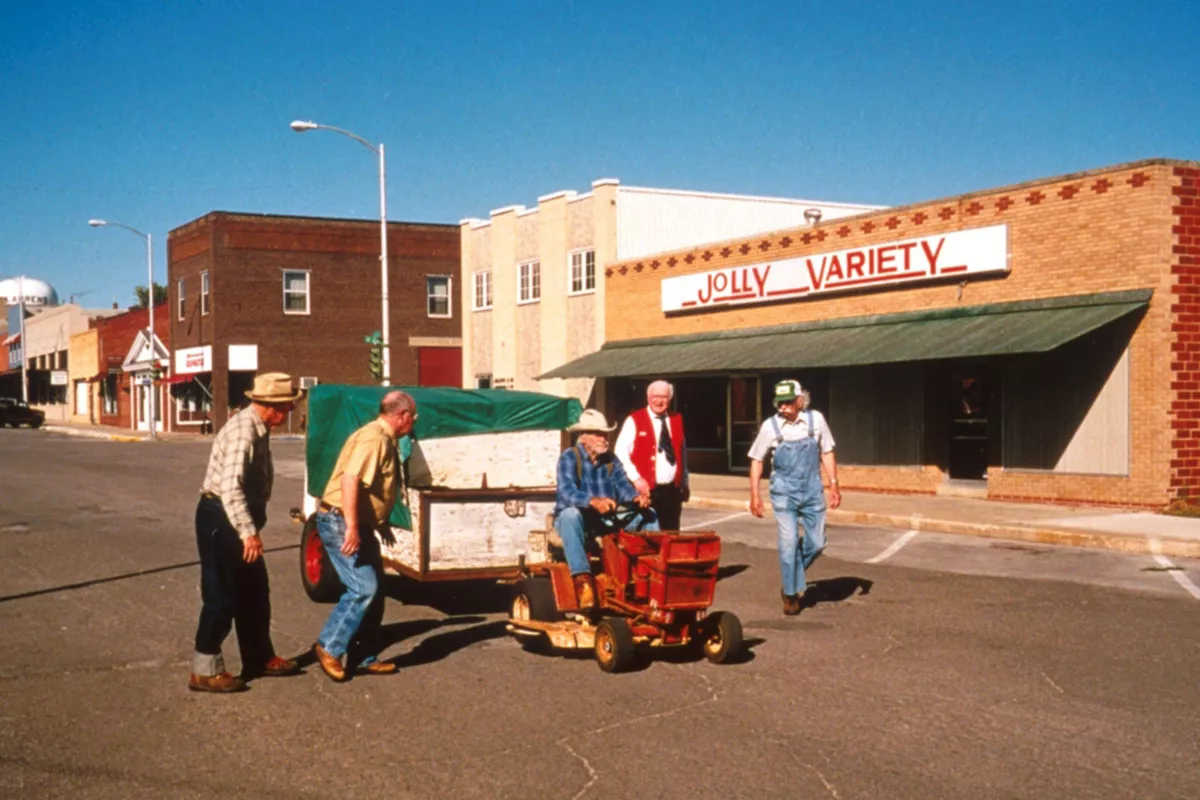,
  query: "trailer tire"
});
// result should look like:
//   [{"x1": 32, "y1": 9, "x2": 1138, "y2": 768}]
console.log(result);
[
  {"x1": 300, "y1": 515, "x2": 342, "y2": 603},
  {"x1": 594, "y1": 618, "x2": 635, "y2": 673},
  {"x1": 701, "y1": 611, "x2": 743, "y2": 664}
]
